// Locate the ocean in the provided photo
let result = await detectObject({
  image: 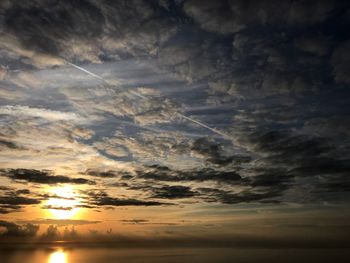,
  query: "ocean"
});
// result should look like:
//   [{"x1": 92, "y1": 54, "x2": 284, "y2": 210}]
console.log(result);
[{"x1": 0, "y1": 247, "x2": 349, "y2": 263}]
